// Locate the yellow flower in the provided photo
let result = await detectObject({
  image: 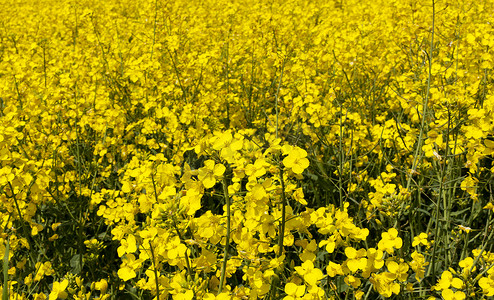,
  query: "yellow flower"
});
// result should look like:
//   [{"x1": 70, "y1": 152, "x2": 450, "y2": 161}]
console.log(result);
[
  {"x1": 409, "y1": 251, "x2": 428, "y2": 282},
  {"x1": 174, "y1": 290, "x2": 194, "y2": 300},
  {"x1": 354, "y1": 290, "x2": 364, "y2": 300},
  {"x1": 479, "y1": 275, "x2": 494, "y2": 296},
  {"x1": 362, "y1": 248, "x2": 385, "y2": 278},
  {"x1": 319, "y1": 236, "x2": 336, "y2": 254},
  {"x1": 34, "y1": 293, "x2": 47, "y2": 300},
  {"x1": 457, "y1": 225, "x2": 472, "y2": 233},
  {"x1": 460, "y1": 175, "x2": 479, "y2": 201},
  {"x1": 49, "y1": 279, "x2": 68, "y2": 300},
  {"x1": 117, "y1": 234, "x2": 137, "y2": 257},
  {"x1": 483, "y1": 139, "x2": 494, "y2": 155},
  {"x1": 484, "y1": 202, "x2": 494, "y2": 213},
  {"x1": 34, "y1": 262, "x2": 55, "y2": 281},
  {"x1": 245, "y1": 158, "x2": 268, "y2": 179},
  {"x1": 282, "y1": 145, "x2": 310, "y2": 174},
  {"x1": 117, "y1": 254, "x2": 142, "y2": 281},
  {"x1": 344, "y1": 247, "x2": 367, "y2": 273},
  {"x1": 378, "y1": 228, "x2": 402, "y2": 254},
  {"x1": 386, "y1": 260, "x2": 409, "y2": 282},
  {"x1": 370, "y1": 272, "x2": 400, "y2": 297},
  {"x1": 94, "y1": 279, "x2": 108, "y2": 293},
  {"x1": 441, "y1": 289, "x2": 466, "y2": 300},
  {"x1": 198, "y1": 160, "x2": 225, "y2": 189},
  {"x1": 327, "y1": 261, "x2": 344, "y2": 277},
  {"x1": 412, "y1": 232, "x2": 430, "y2": 247},
  {"x1": 284, "y1": 282, "x2": 306, "y2": 299},
  {"x1": 458, "y1": 257, "x2": 475, "y2": 276},
  {"x1": 344, "y1": 275, "x2": 361, "y2": 289},
  {"x1": 294, "y1": 260, "x2": 324, "y2": 286},
  {"x1": 435, "y1": 271, "x2": 463, "y2": 290},
  {"x1": 293, "y1": 187, "x2": 307, "y2": 205}
]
